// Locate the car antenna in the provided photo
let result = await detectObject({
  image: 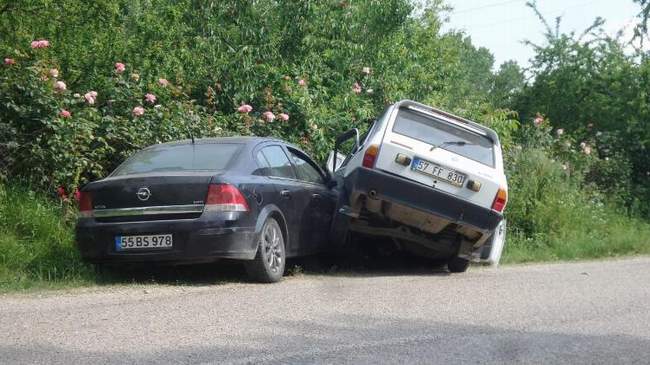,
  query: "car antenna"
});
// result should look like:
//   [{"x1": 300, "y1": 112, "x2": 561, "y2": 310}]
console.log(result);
[{"x1": 187, "y1": 125, "x2": 195, "y2": 144}]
